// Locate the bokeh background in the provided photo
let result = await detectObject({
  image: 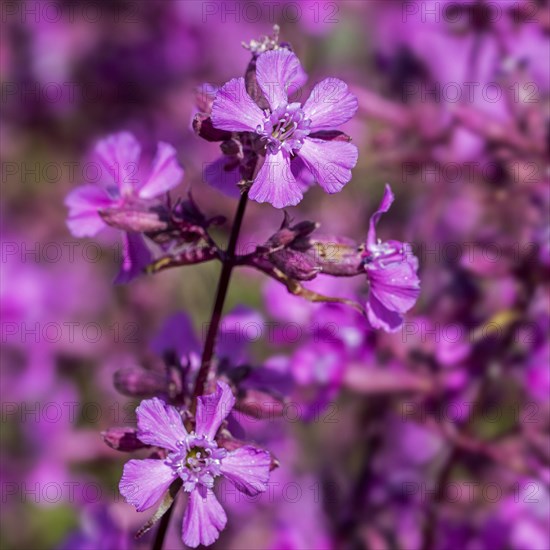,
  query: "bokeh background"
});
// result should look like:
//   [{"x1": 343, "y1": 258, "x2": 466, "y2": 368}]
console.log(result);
[{"x1": 1, "y1": 1, "x2": 549, "y2": 549}]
